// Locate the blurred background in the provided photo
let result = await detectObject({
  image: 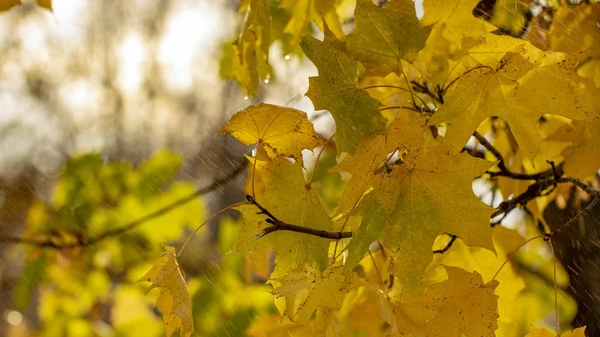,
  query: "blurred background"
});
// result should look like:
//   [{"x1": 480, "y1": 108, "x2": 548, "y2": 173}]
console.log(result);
[{"x1": 0, "y1": 0, "x2": 325, "y2": 335}]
